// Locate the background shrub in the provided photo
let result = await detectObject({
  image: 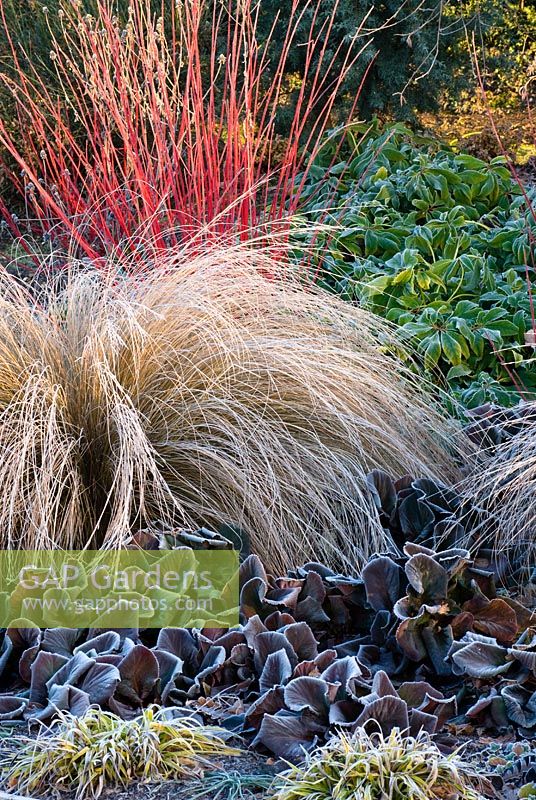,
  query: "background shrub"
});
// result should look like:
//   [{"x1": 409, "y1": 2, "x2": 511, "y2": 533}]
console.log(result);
[
  {"x1": 0, "y1": 0, "x2": 467, "y2": 141},
  {"x1": 445, "y1": 0, "x2": 536, "y2": 112},
  {"x1": 254, "y1": 0, "x2": 462, "y2": 124},
  {"x1": 298, "y1": 120, "x2": 536, "y2": 407}
]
